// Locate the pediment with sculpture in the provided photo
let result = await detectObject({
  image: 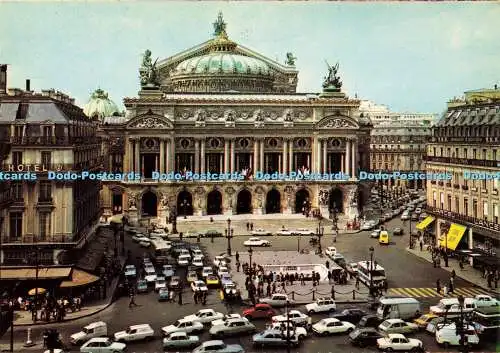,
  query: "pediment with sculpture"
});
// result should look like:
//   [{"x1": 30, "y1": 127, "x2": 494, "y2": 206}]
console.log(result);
[
  {"x1": 316, "y1": 115, "x2": 359, "y2": 129},
  {"x1": 127, "y1": 110, "x2": 174, "y2": 129}
]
